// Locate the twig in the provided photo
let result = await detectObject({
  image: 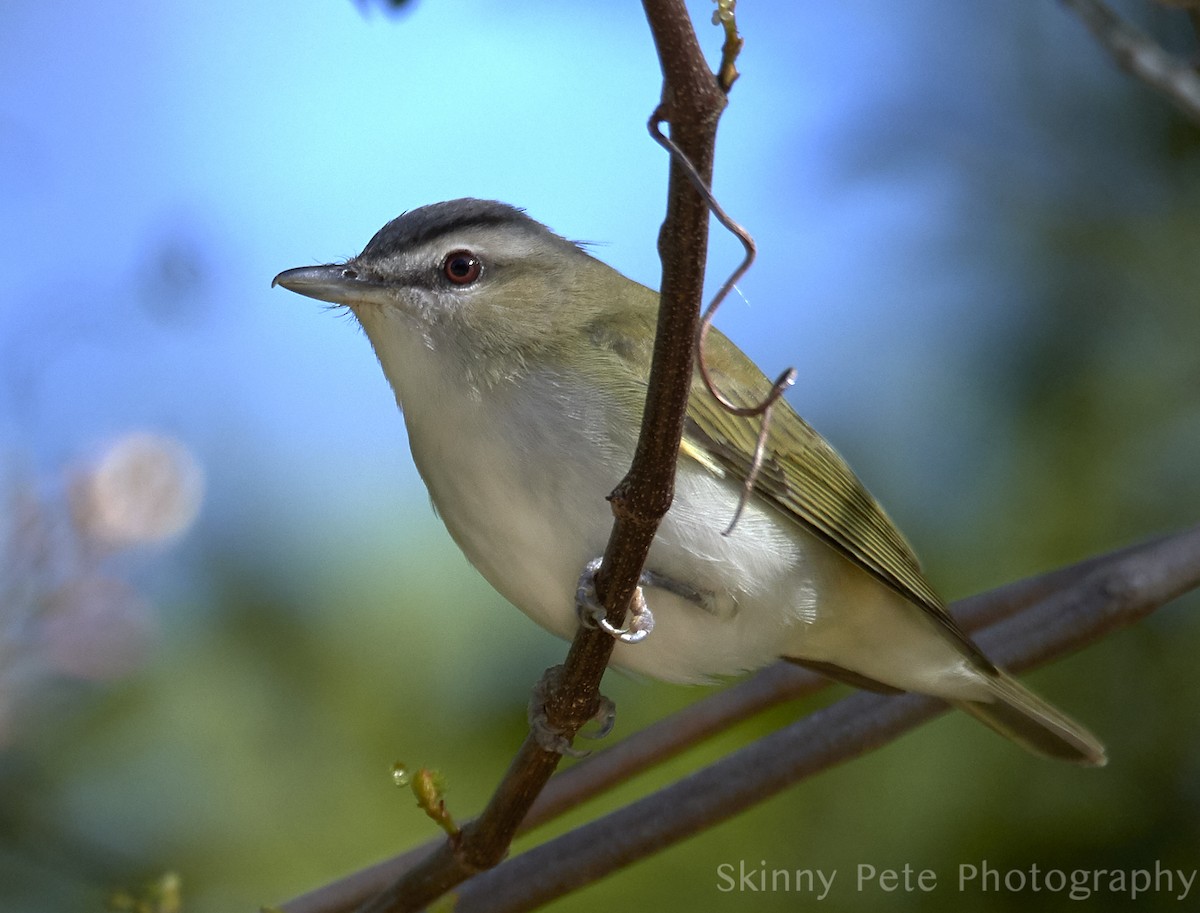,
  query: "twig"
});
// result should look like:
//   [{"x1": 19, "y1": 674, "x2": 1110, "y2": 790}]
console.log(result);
[
  {"x1": 711, "y1": 0, "x2": 744, "y2": 91},
  {"x1": 1061, "y1": 0, "x2": 1200, "y2": 122},
  {"x1": 647, "y1": 117, "x2": 796, "y2": 536}
]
